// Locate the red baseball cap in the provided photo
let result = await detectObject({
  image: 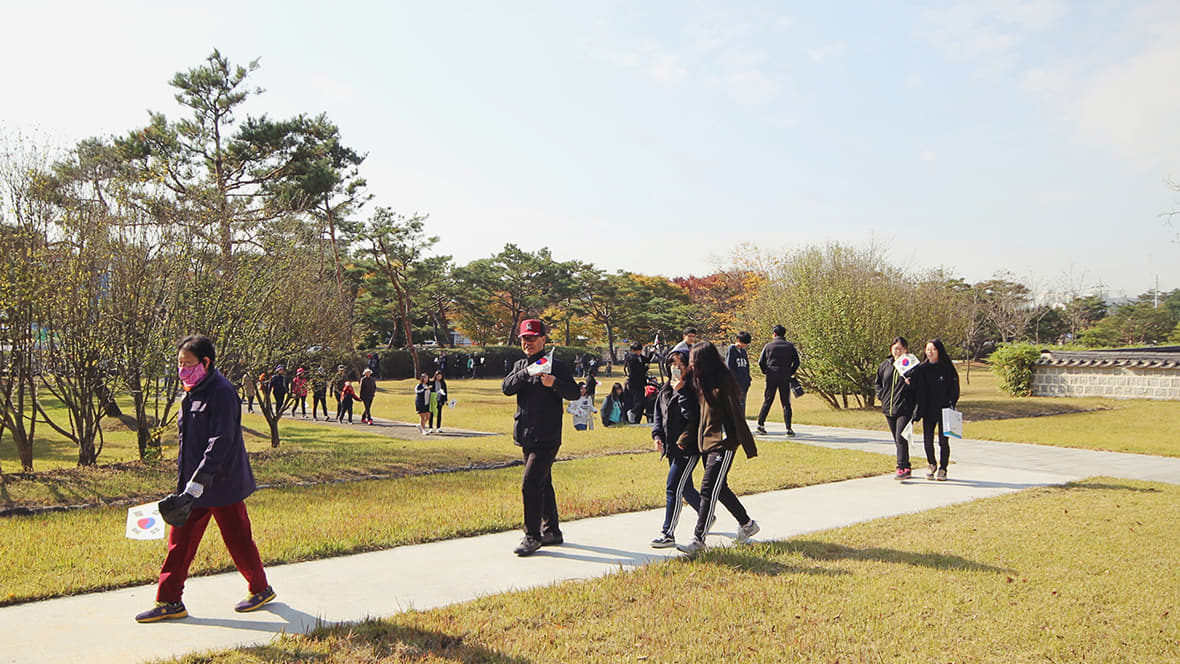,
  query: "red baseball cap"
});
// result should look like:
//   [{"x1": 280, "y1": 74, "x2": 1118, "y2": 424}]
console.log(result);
[{"x1": 518, "y1": 319, "x2": 546, "y2": 337}]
